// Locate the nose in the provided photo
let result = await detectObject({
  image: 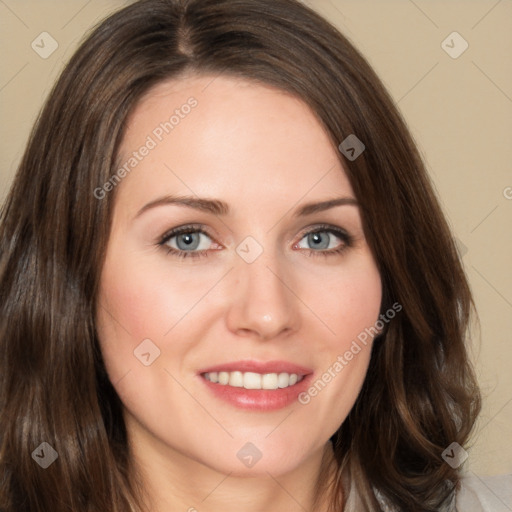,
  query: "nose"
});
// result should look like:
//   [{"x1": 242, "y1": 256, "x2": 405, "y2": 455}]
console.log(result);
[{"x1": 224, "y1": 249, "x2": 301, "y2": 340}]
